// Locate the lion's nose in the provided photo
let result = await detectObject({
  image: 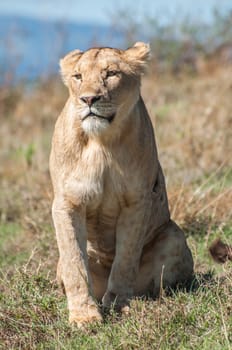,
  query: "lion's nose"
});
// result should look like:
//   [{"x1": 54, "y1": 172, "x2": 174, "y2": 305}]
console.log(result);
[{"x1": 80, "y1": 95, "x2": 101, "y2": 106}]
